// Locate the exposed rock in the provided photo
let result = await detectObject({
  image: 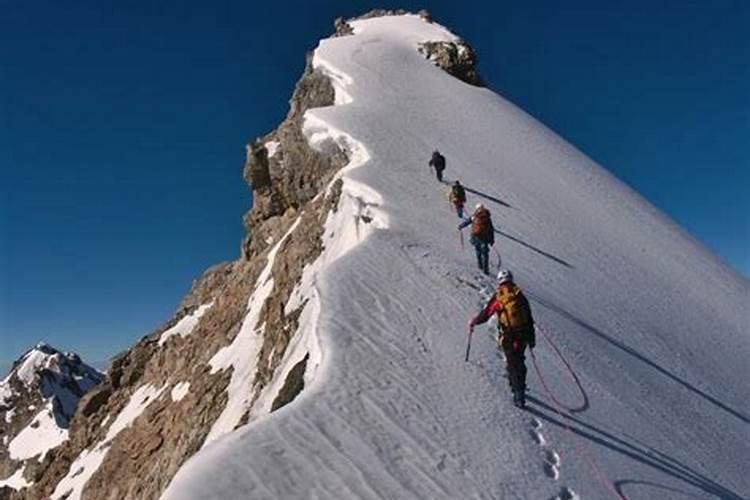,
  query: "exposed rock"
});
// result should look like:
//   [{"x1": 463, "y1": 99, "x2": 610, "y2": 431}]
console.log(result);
[
  {"x1": 417, "y1": 9, "x2": 433, "y2": 23},
  {"x1": 178, "y1": 262, "x2": 234, "y2": 313},
  {"x1": 246, "y1": 142, "x2": 273, "y2": 191},
  {"x1": 241, "y1": 51, "x2": 341, "y2": 260},
  {"x1": 418, "y1": 40, "x2": 483, "y2": 86},
  {"x1": 333, "y1": 17, "x2": 354, "y2": 37},
  {"x1": 77, "y1": 385, "x2": 111, "y2": 418},
  {"x1": 271, "y1": 353, "x2": 309, "y2": 412}
]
